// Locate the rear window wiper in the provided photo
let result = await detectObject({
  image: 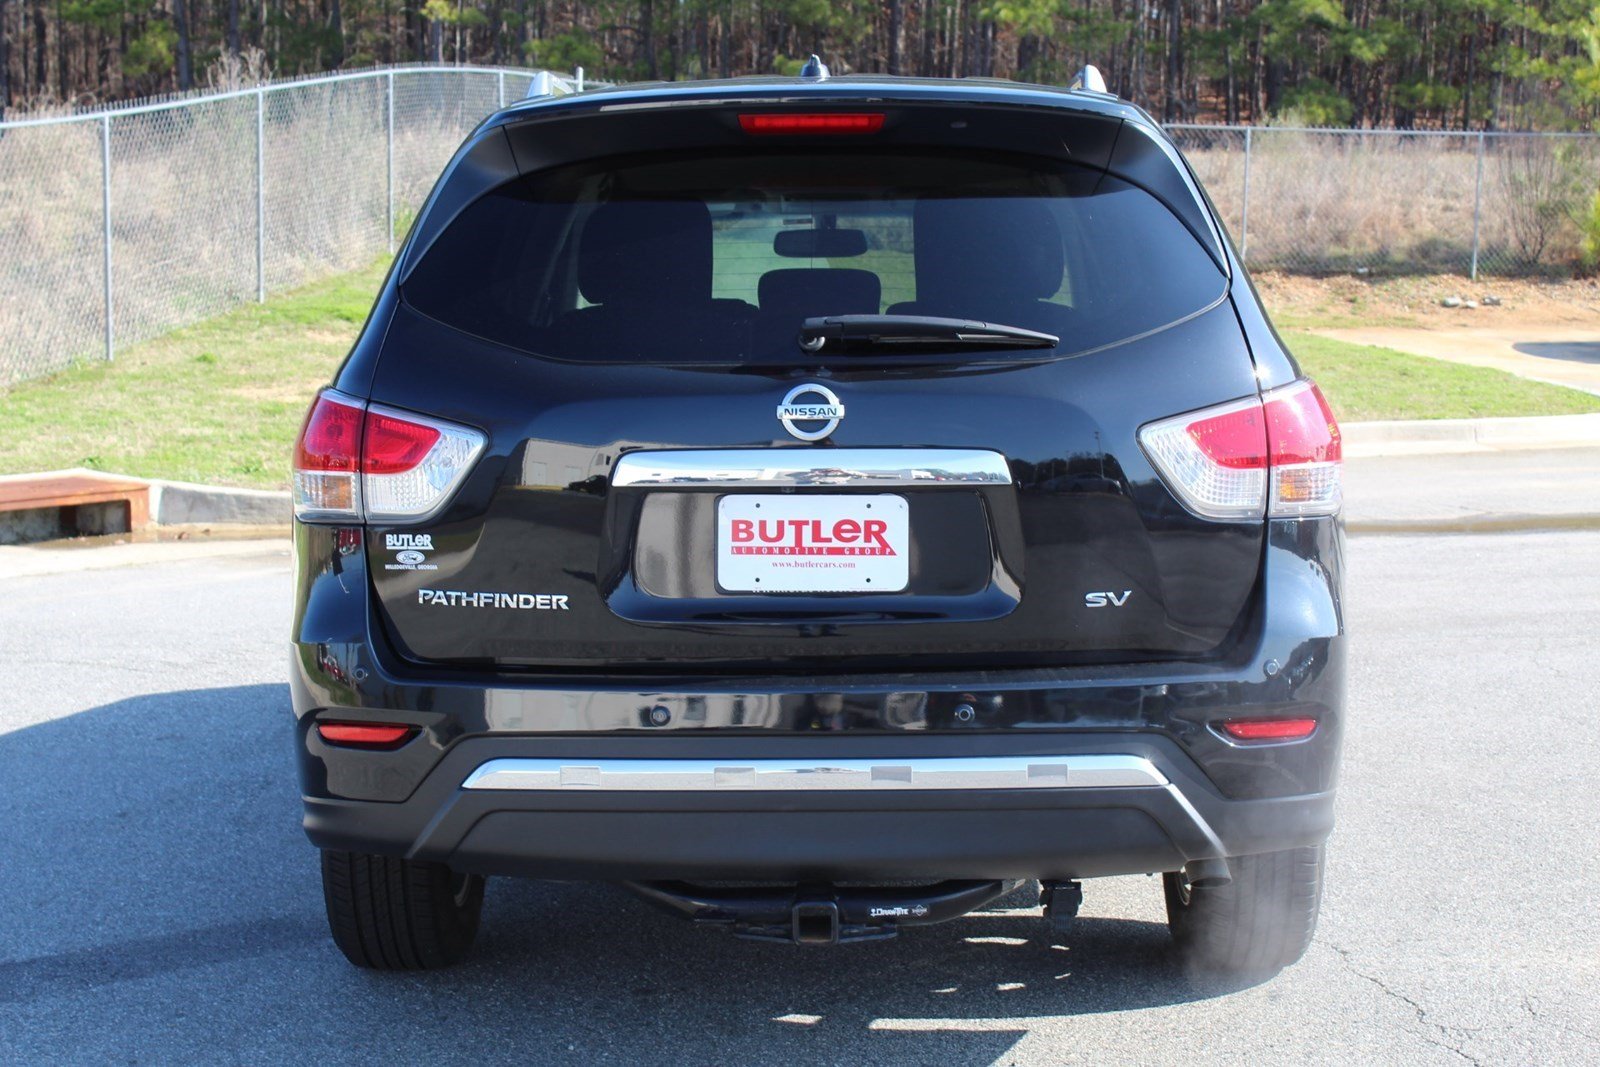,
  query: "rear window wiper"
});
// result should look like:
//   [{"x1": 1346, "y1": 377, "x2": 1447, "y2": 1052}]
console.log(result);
[{"x1": 798, "y1": 315, "x2": 1059, "y2": 353}]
